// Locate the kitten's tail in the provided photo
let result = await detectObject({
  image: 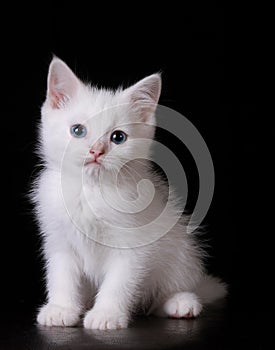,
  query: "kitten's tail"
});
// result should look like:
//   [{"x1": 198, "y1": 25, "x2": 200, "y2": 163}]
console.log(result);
[{"x1": 194, "y1": 274, "x2": 227, "y2": 304}]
